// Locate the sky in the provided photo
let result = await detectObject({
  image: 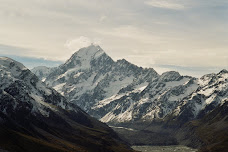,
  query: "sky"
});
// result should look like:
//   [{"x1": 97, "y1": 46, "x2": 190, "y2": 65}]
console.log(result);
[{"x1": 0, "y1": 0, "x2": 228, "y2": 77}]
